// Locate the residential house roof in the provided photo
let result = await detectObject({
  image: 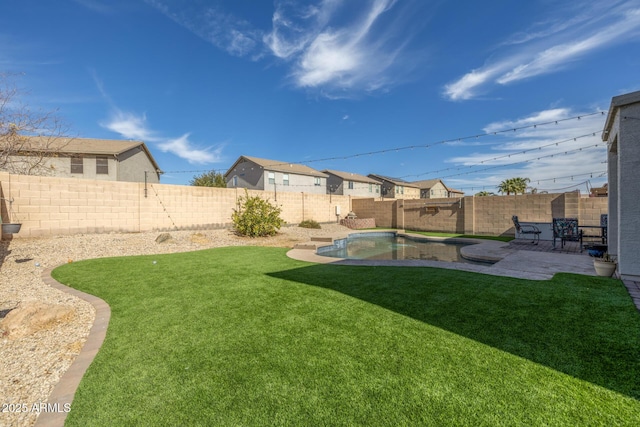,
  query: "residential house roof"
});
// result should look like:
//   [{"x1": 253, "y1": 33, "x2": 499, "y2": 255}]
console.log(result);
[
  {"x1": 6, "y1": 136, "x2": 163, "y2": 172},
  {"x1": 410, "y1": 179, "x2": 446, "y2": 190},
  {"x1": 411, "y1": 178, "x2": 465, "y2": 196},
  {"x1": 368, "y1": 174, "x2": 419, "y2": 188},
  {"x1": 226, "y1": 155, "x2": 328, "y2": 178},
  {"x1": 322, "y1": 169, "x2": 381, "y2": 184}
]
